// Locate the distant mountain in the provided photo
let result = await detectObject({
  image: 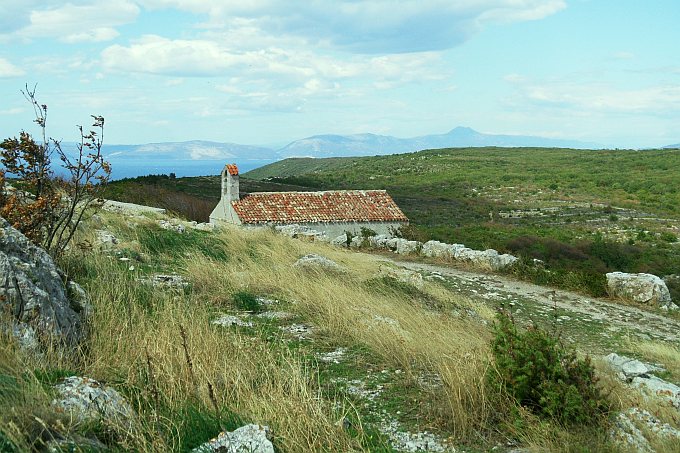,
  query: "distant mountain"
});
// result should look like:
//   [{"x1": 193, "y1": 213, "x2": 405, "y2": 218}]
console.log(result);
[
  {"x1": 663, "y1": 143, "x2": 680, "y2": 149},
  {"x1": 52, "y1": 128, "x2": 603, "y2": 179},
  {"x1": 276, "y1": 127, "x2": 603, "y2": 158}
]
